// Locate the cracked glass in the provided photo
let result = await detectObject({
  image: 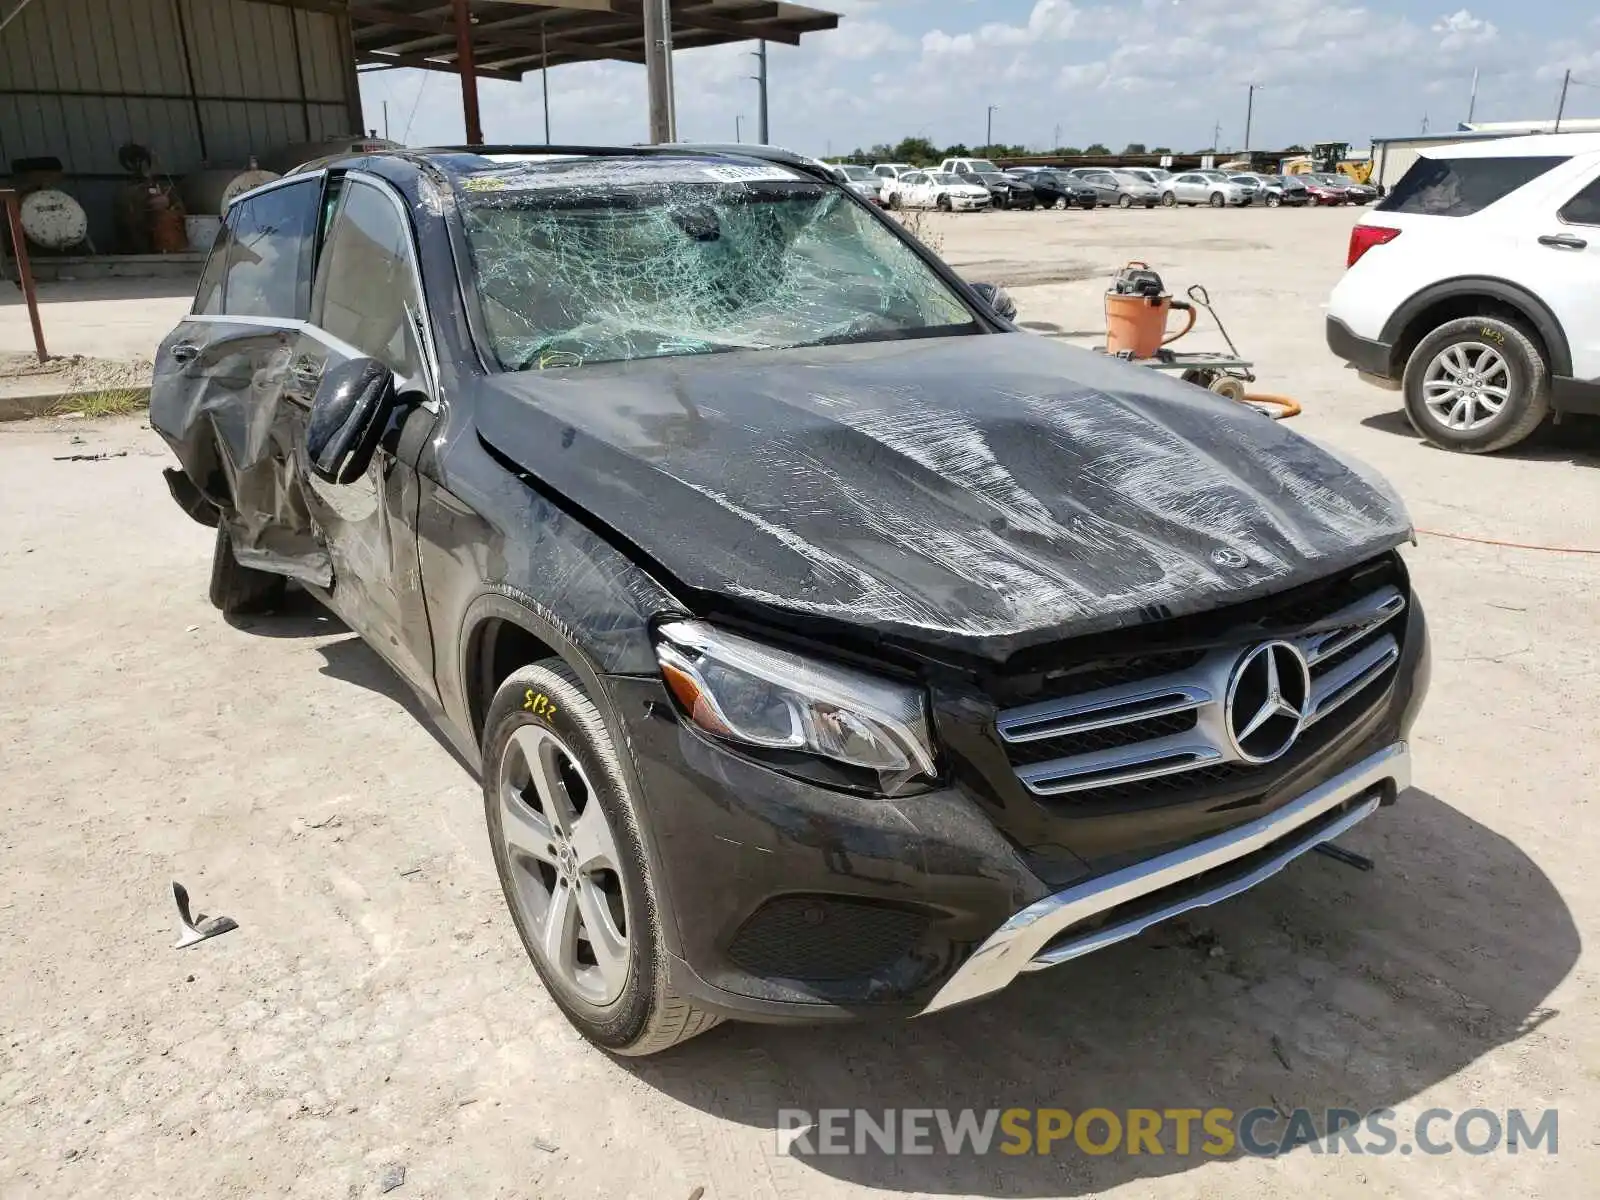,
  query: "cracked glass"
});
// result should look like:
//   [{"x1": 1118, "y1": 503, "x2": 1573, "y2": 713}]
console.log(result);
[{"x1": 458, "y1": 157, "x2": 977, "y2": 370}]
